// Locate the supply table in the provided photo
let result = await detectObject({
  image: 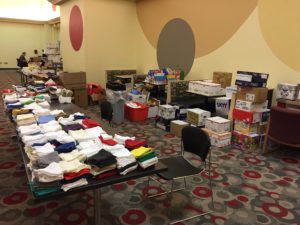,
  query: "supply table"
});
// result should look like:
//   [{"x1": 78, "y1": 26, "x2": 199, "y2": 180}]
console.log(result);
[{"x1": 14, "y1": 101, "x2": 167, "y2": 224}]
